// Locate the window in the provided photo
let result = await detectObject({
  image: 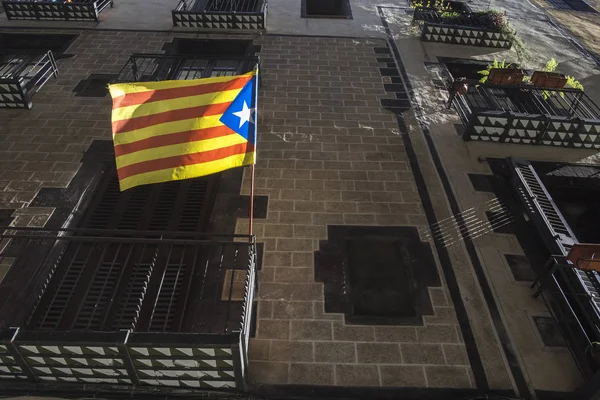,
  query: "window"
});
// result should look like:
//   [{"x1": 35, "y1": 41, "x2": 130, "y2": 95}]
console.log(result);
[
  {"x1": 115, "y1": 39, "x2": 259, "y2": 83},
  {"x1": 27, "y1": 169, "x2": 219, "y2": 332},
  {"x1": 302, "y1": 0, "x2": 353, "y2": 19}
]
